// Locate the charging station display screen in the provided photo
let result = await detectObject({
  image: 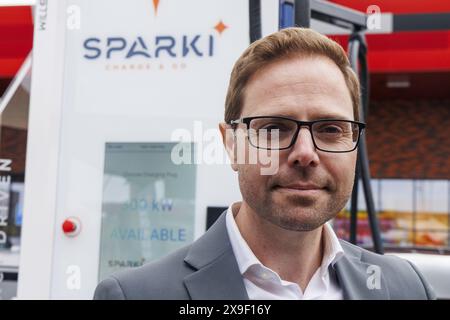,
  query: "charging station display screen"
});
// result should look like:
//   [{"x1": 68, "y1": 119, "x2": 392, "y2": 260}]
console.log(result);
[{"x1": 98, "y1": 142, "x2": 196, "y2": 281}]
